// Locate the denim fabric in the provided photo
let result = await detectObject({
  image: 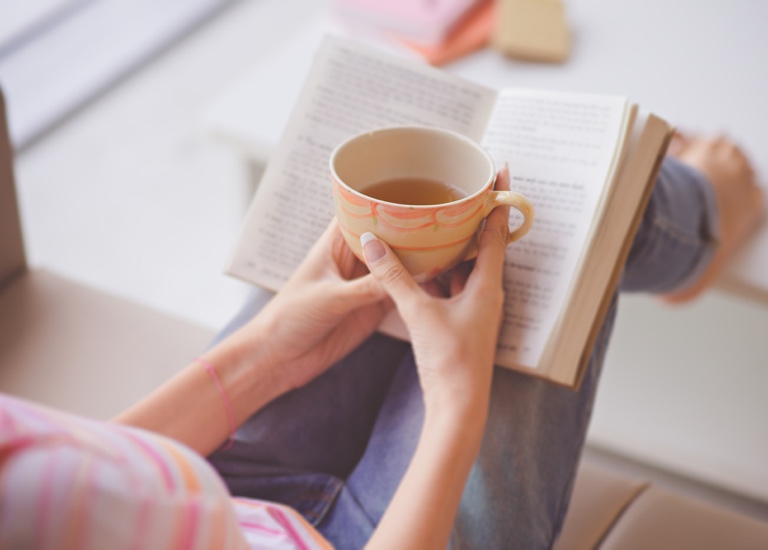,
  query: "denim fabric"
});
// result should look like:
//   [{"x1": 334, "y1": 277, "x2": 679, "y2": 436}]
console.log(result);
[
  {"x1": 208, "y1": 157, "x2": 718, "y2": 549},
  {"x1": 316, "y1": 297, "x2": 619, "y2": 550},
  {"x1": 622, "y1": 156, "x2": 719, "y2": 293},
  {"x1": 207, "y1": 330, "x2": 410, "y2": 526}
]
